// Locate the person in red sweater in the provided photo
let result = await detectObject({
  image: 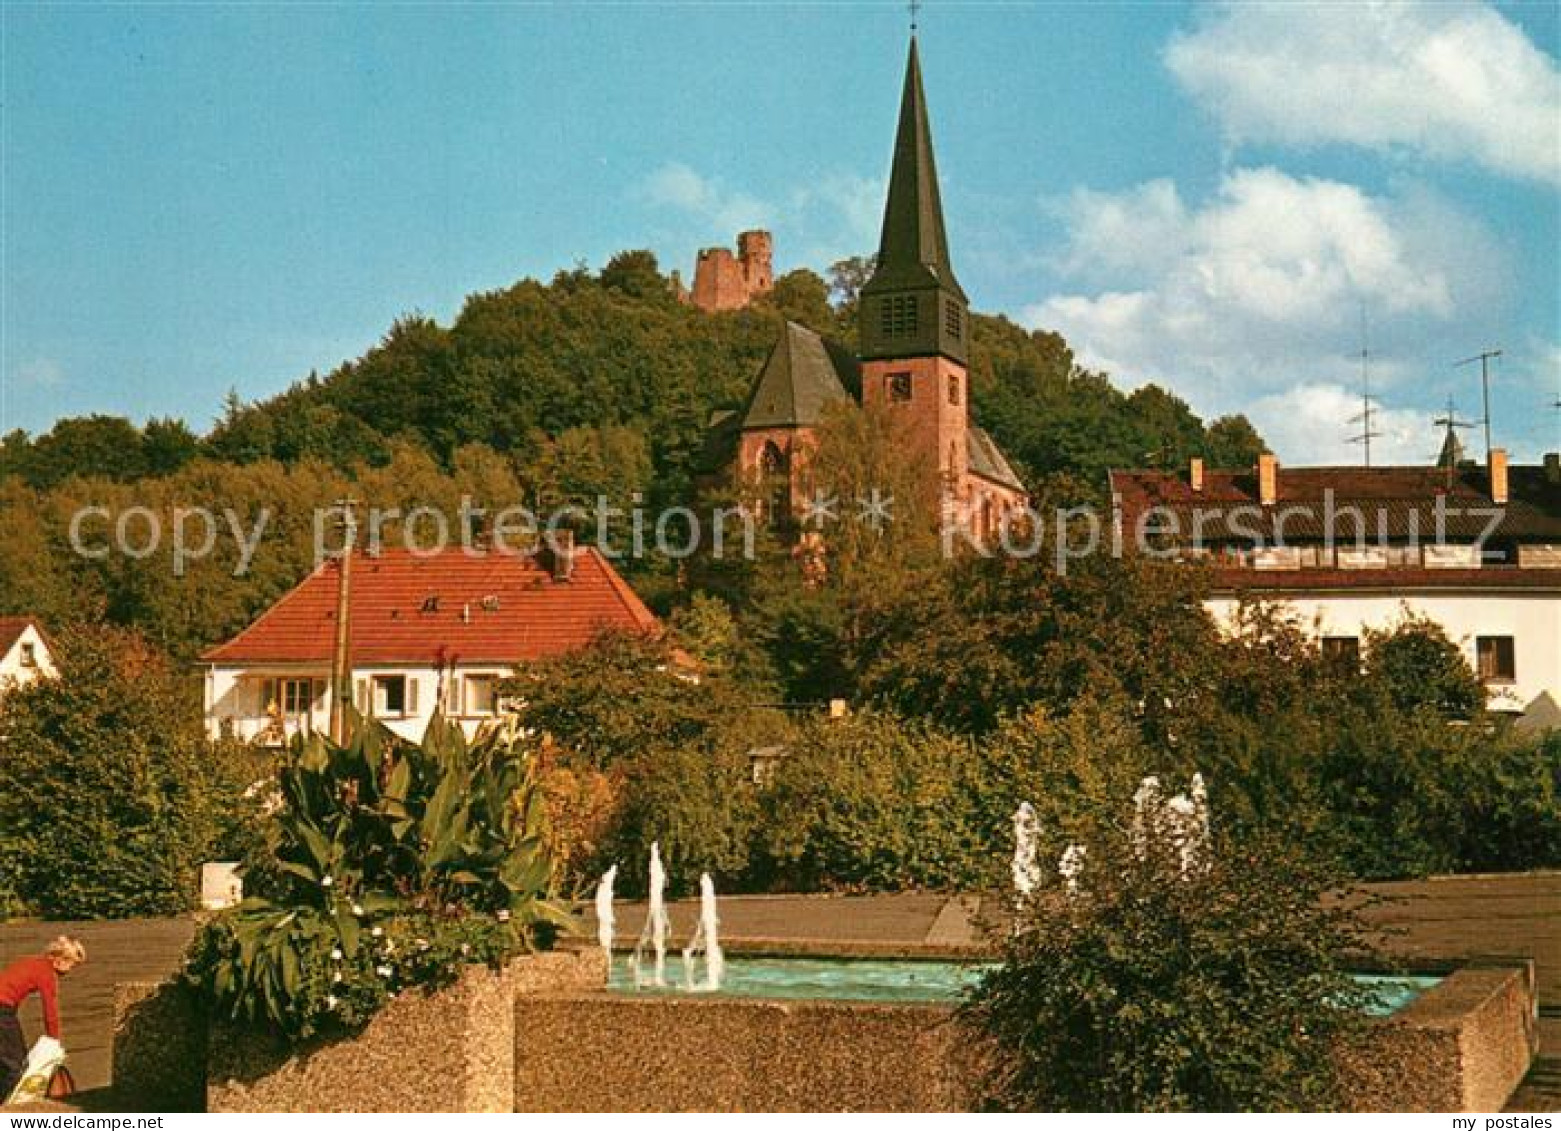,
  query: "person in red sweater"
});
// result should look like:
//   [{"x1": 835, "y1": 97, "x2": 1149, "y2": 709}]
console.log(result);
[{"x1": 0, "y1": 936, "x2": 85, "y2": 1102}]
